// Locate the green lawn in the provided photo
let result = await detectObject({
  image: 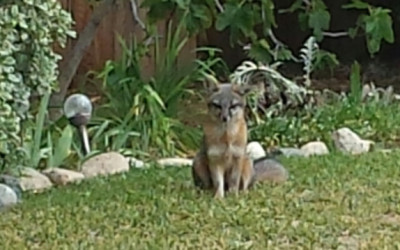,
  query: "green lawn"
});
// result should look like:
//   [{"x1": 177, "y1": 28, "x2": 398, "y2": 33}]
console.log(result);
[{"x1": 2, "y1": 151, "x2": 400, "y2": 249}]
